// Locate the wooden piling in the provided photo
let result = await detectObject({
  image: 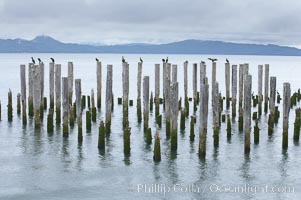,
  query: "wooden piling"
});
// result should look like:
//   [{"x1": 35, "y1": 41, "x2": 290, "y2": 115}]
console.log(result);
[
  {"x1": 143, "y1": 76, "x2": 150, "y2": 131},
  {"x1": 294, "y1": 108, "x2": 301, "y2": 142},
  {"x1": 47, "y1": 108, "x2": 54, "y2": 132},
  {"x1": 68, "y1": 62, "x2": 74, "y2": 104},
  {"x1": 264, "y1": 64, "x2": 269, "y2": 113},
  {"x1": 122, "y1": 62, "x2": 129, "y2": 128},
  {"x1": 62, "y1": 77, "x2": 69, "y2": 136},
  {"x1": 244, "y1": 75, "x2": 252, "y2": 154},
  {"x1": 212, "y1": 62, "x2": 217, "y2": 106},
  {"x1": 55, "y1": 64, "x2": 61, "y2": 124},
  {"x1": 199, "y1": 83, "x2": 209, "y2": 158},
  {"x1": 7, "y1": 89, "x2": 13, "y2": 122},
  {"x1": 193, "y1": 63, "x2": 197, "y2": 111},
  {"x1": 164, "y1": 63, "x2": 171, "y2": 112},
  {"x1": 170, "y1": 82, "x2": 179, "y2": 151},
  {"x1": 75, "y1": 79, "x2": 83, "y2": 142},
  {"x1": 98, "y1": 121, "x2": 105, "y2": 149},
  {"x1": 155, "y1": 64, "x2": 160, "y2": 117},
  {"x1": 258, "y1": 65, "x2": 263, "y2": 117},
  {"x1": 123, "y1": 124, "x2": 131, "y2": 155},
  {"x1": 153, "y1": 131, "x2": 161, "y2": 162},
  {"x1": 225, "y1": 62, "x2": 230, "y2": 109},
  {"x1": 105, "y1": 65, "x2": 113, "y2": 133},
  {"x1": 17, "y1": 93, "x2": 21, "y2": 115},
  {"x1": 137, "y1": 62, "x2": 142, "y2": 123},
  {"x1": 213, "y1": 82, "x2": 220, "y2": 147},
  {"x1": 232, "y1": 65, "x2": 237, "y2": 118},
  {"x1": 238, "y1": 64, "x2": 244, "y2": 131},
  {"x1": 96, "y1": 61, "x2": 102, "y2": 109},
  {"x1": 0, "y1": 101, "x2": 1, "y2": 121},
  {"x1": 33, "y1": 65, "x2": 41, "y2": 128},
  {"x1": 49, "y1": 62, "x2": 55, "y2": 109},
  {"x1": 268, "y1": 77, "x2": 276, "y2": 135},
  {"x1": 20, "y1": 64, "x2": 27, "y2": 125},
  {"x1": 282, "y1": 83, "x2": 291, "y2": 149},
  {"x1": 39, "y1": 62, "x2": 44, "y2": 111},
  {"x1": 184, "y1": 61, "x2": 188, "y2": 117},
  {"x1": 91, "y1": 89, "x2": 96, "y2": 122},
  {"x1": 28, "y1": 63, "x2": 34, "y2": 117}
]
